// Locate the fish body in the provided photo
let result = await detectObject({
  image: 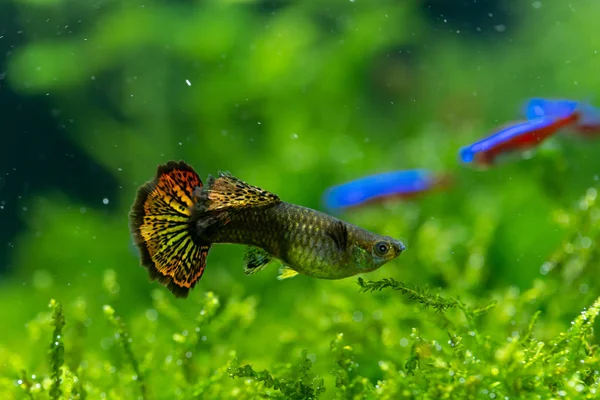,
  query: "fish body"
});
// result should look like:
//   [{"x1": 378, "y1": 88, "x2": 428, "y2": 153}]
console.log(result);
[
  {"x1": 460, "y1": 111, "x2": 580, "y2": 166},
  {"x1": 202, "y1": 201, "x2": 399, "y2": 279},
  {"x1": 129, "y1": 161, "x2": 405, "y2": 297},
  {"x1": 522, "y1": 98, "x2": 579, "y2": 120},
  {"x1": 322, "y1": 169, "x2": 450, "y2": 210},
  {"x1": 522, "y1": 97, "x2": 600, "y2": 137}
]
